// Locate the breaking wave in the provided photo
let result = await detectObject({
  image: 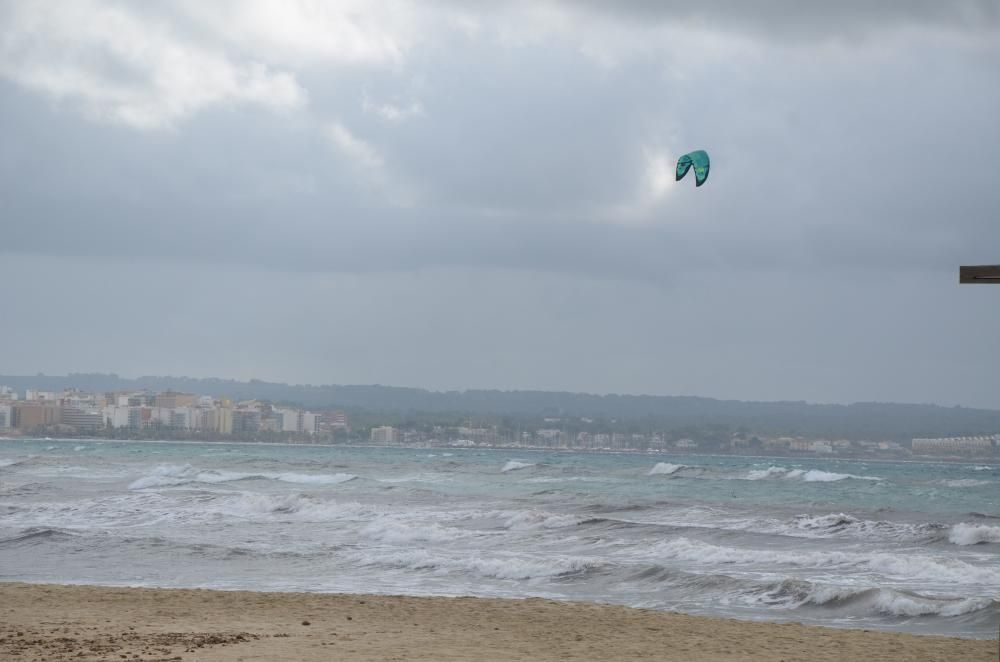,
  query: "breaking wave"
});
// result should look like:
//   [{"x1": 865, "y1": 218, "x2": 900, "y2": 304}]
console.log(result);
[
  {"x1": 649, "y1": 462, "x2": 685, "y2": 476},
  {"x1": 784, "y1": 513, "x2": 946, "y2": 543},
  {"x1": 216, "y1": 493, "x2": 377, "y2": 522},
  {"x1": 499, "y1": 509, "x2": 584, "y2": 530},
  {"x1": 128, "y1": 464, "x2": 357, "y2": 490},
  {"x1": 0, "y1": 527, "x2": 77, "y2": 547},
  {"x1": 746, "y1": 580, "x2": 997, "y2": 618},
  {"x1": 360, "y1": 519, "x2": 469, "y2": 544},
  {"x1": 743, "y1": 466, "x2": 881, "y2": 482},
  {"x1": 649, "y1": 537, "x2": 1000, "y2": 584},
  {"x1": 948, "y1": 523, "x2": 1000, "y2": 546},
  {"x1": 345, "y1": 548, "x2": 603, "y2": 580},
  {"x1": 938, "y1": 479, "x2": 994, "y2": 488},
  {"x1": 501, "y1": 460, "x2": 535, "y2": 473}
]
